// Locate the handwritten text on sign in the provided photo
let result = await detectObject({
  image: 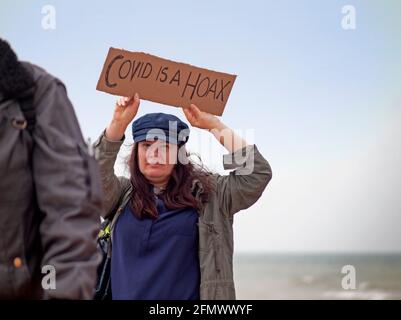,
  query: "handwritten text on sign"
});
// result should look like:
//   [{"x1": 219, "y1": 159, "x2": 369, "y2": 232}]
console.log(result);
[{"x1": 96, "y1": 48, "x2": 237, "y2": 116}]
